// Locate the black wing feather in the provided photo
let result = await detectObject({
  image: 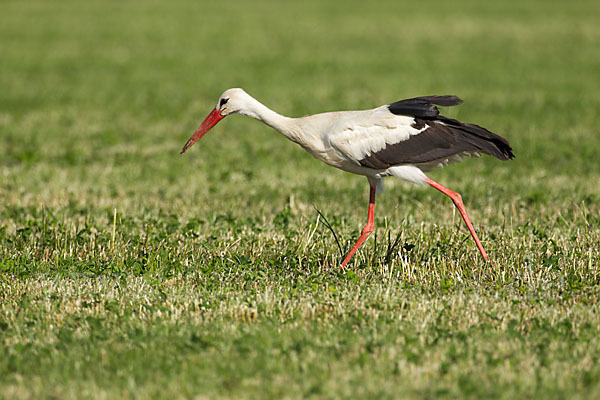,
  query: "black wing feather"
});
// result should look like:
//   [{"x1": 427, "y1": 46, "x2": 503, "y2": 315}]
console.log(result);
[
  {"x1": 359, "y1": 96, "x2": 514, "y2": 169},
  {"x1": 388, "y1": 95, "x2": 463, "y2": 118}
]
